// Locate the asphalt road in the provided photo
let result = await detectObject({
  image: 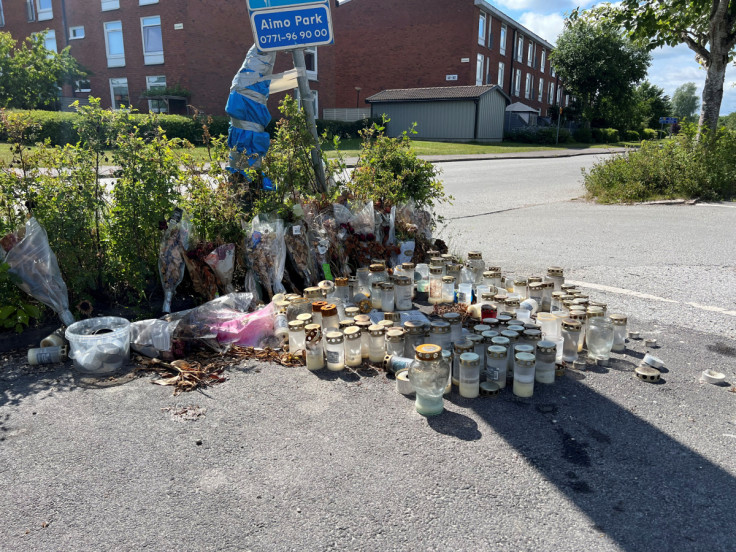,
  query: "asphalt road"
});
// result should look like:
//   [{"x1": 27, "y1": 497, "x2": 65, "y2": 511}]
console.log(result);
[{"x1": 1, "y1": 154, "x2": 735, "y2": 552}]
